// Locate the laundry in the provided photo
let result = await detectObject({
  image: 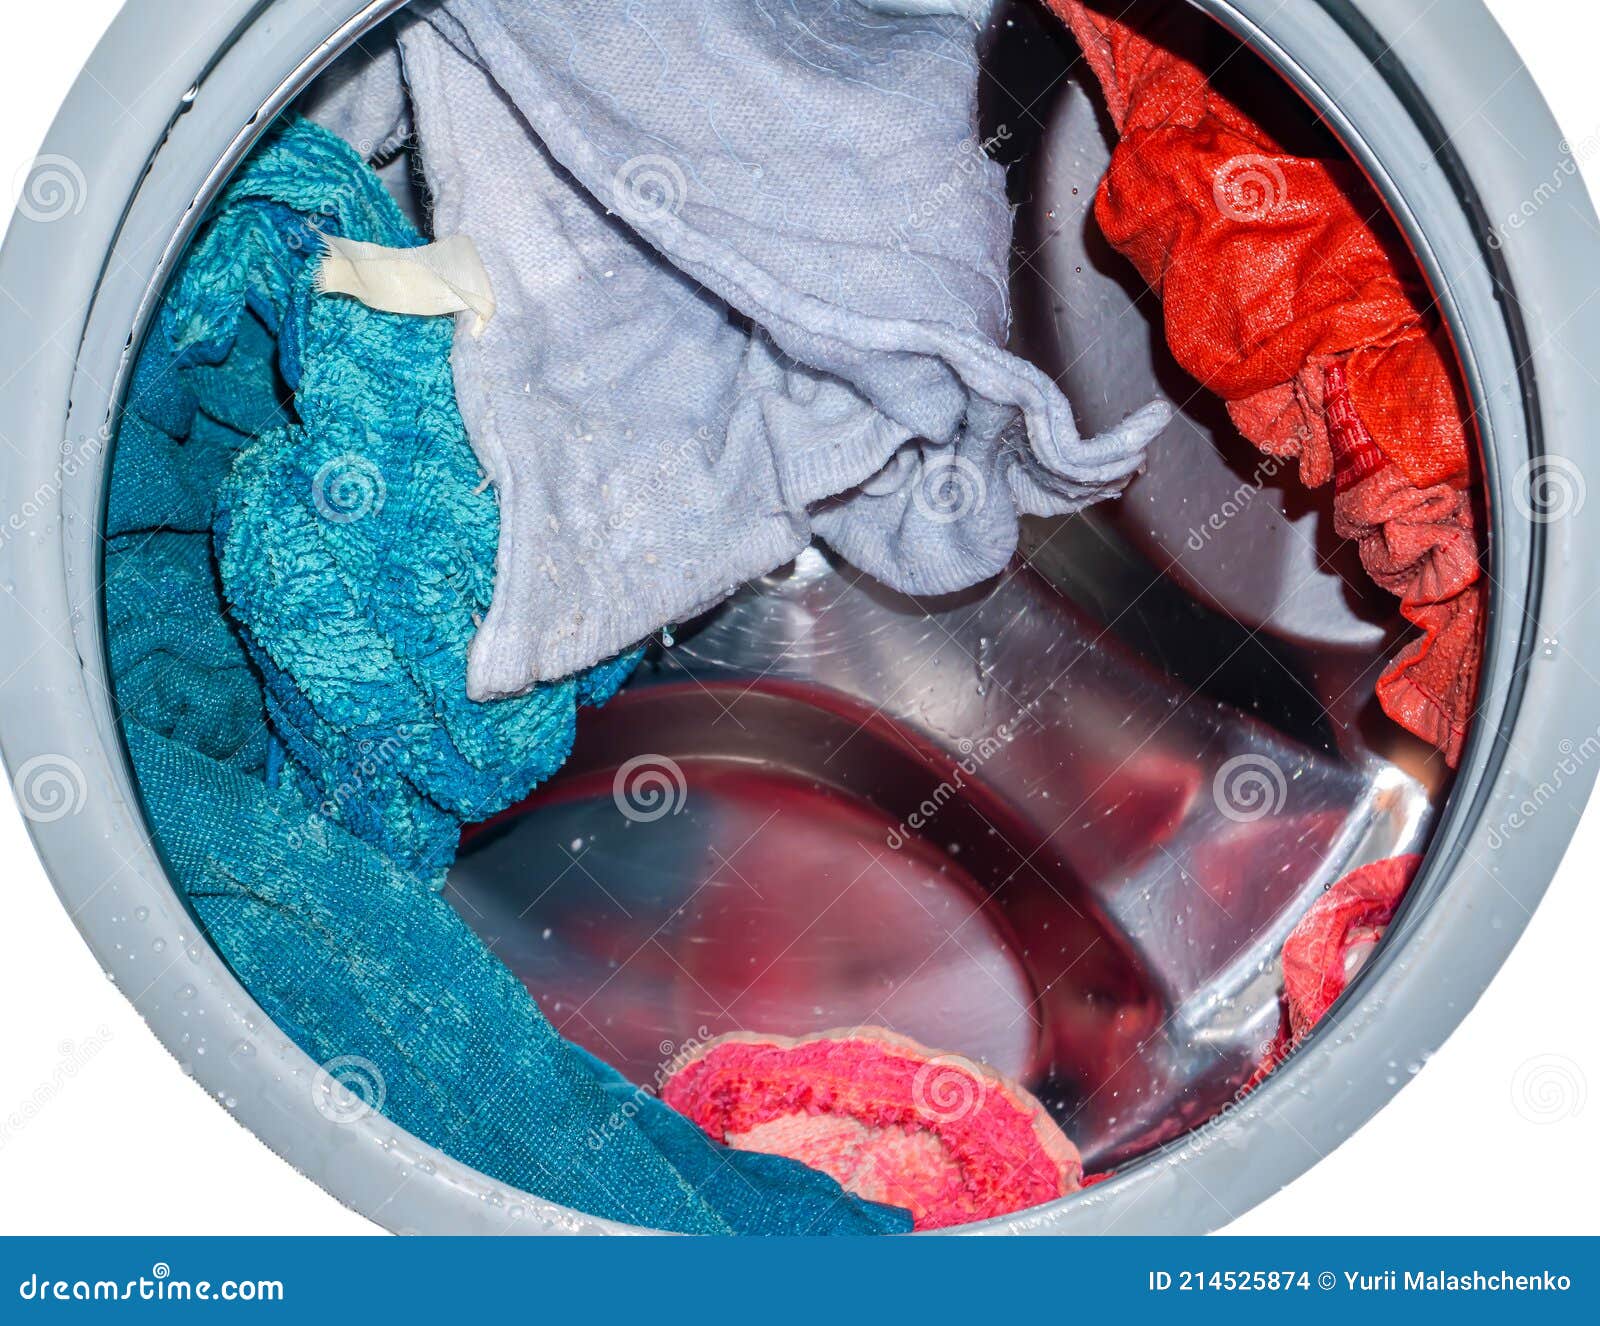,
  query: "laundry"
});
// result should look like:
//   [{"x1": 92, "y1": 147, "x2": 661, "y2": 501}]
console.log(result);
[
  {"x1": 1280, "y1": 855, "x2": 1422, "y2": 1042},
  {"x1": 316, "y1": 231, "x2": 496, "y2": 337},
  {"x1": 1325, "y1": 369, "x2": 1482, "y2": 764},
  {"x1": 103, "y1": 117, "x2": 911, "y2": 1236},
  {"x1": 298, "y1": 18, "x2": 416, "y2": 219},
  {"x1": 88, "y1": 1, "x2": 1471, "y2": 1237},
  {"x1": 318, "y1": 0, "x2": 1170, "y2": 694},
  {"x1": 161, "y1": 116, "x2": 640, "y2": 878},
  {"x1": 1050, "y1": 0, "x2": 1484, "y2": 765},
  {"x1": 662, "y1": 1028, "x2": 1083, "y2": 1231},
  {"x1": 1230, "y1": 853, "x2": 1423, "y2": 1095}
]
